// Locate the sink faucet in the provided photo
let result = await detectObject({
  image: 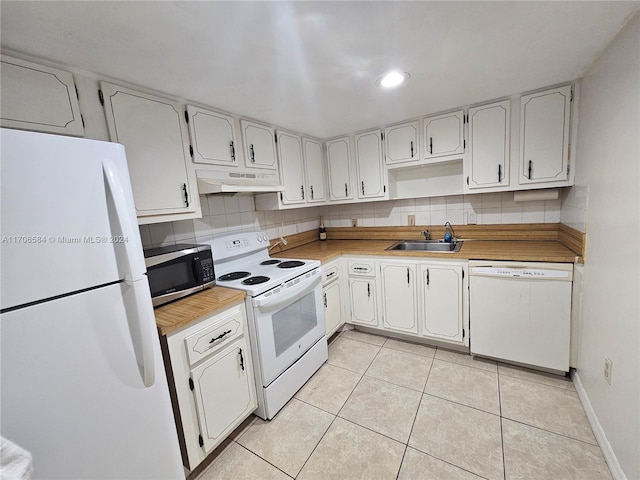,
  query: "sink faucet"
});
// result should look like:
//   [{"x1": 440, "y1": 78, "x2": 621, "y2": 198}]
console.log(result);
[
  {"x1": 444, "y1": 222, "x2": 456, "y2": 242},
  {"x1": 422, "y1": 229, "x2": 431, "y2": 240}
]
